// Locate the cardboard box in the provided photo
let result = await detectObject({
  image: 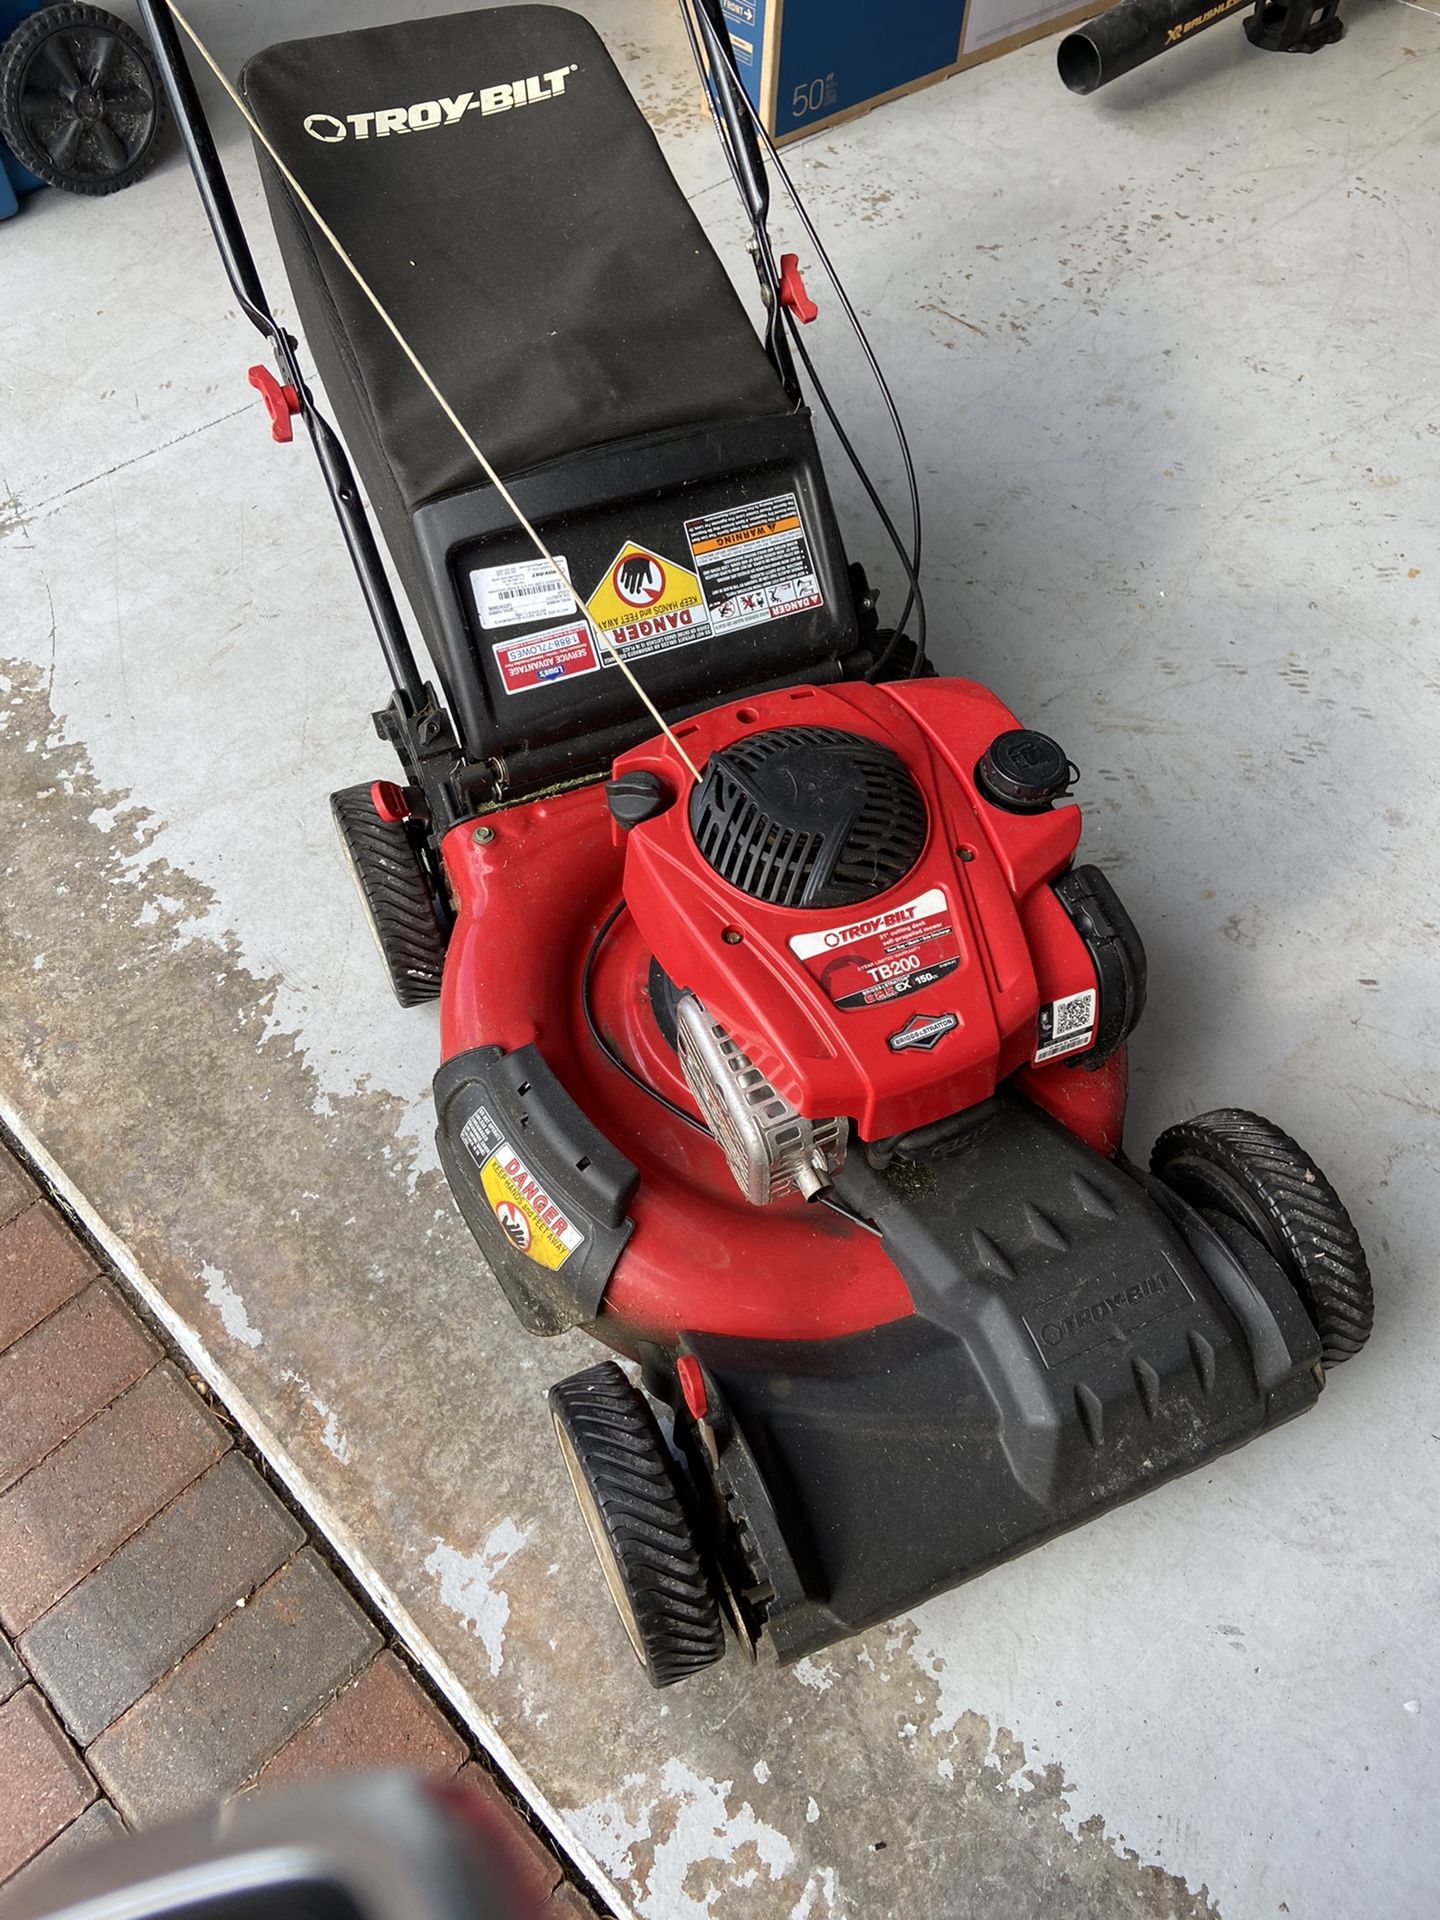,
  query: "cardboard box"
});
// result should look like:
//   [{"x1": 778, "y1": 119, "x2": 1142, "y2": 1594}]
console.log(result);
[{"x1": 721, "y1": 0, "x2": 1101, "y2": 143}]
